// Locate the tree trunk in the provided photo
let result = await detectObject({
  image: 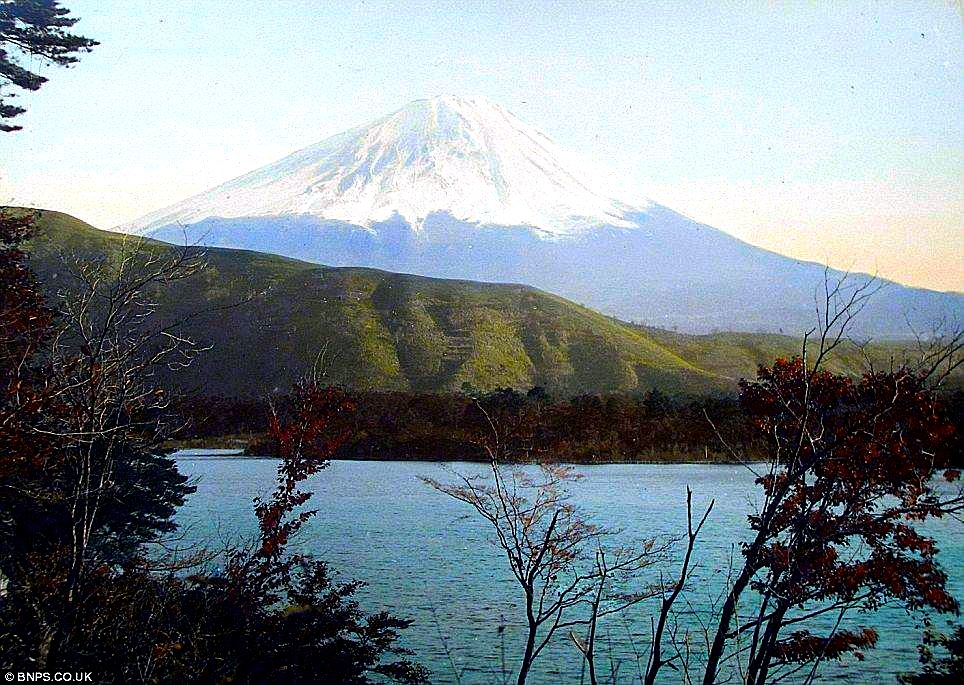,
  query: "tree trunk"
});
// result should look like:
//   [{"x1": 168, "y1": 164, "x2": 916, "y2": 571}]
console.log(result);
[
  {"x1": 701, "y1": 563, "x2": 755, "y2": 685},
  {"x1": 517, "y1": 589, "x2": 537, "y2": 685},
  {"x1": 586, "y1": 621, "x2": 598, "y2": 685},
  {"x1": 702, "y1": 502, "x2": 781, "y2": 685},
  {"x1": 747, "y1": 607, "x2": 786, "y2": 685},
  {"x1": 517, "y1": 627, "x2": 536, "y2": 685}
]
